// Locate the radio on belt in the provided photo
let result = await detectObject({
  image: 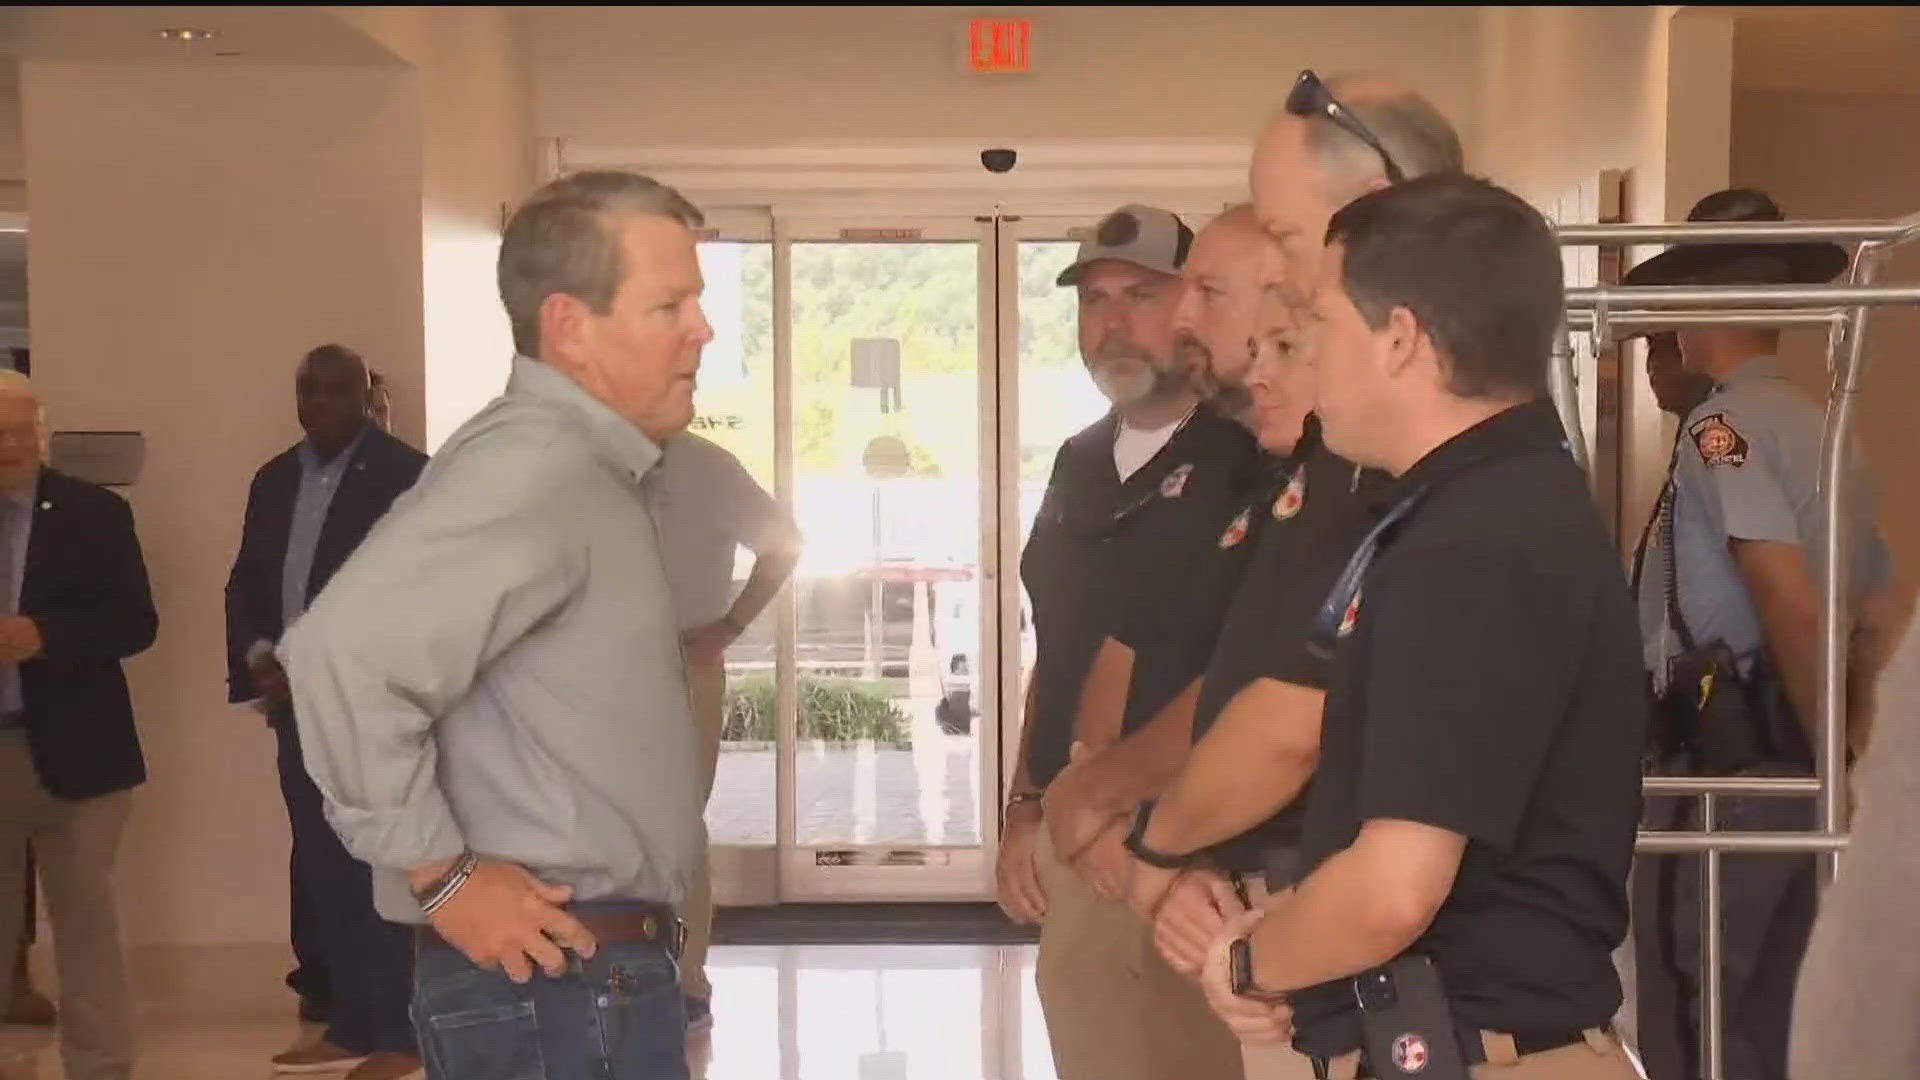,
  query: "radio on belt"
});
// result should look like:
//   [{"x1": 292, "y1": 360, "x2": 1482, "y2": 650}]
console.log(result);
[{"x1": 1356, "y1": 955, "x2": 1470, "y2": 1080}]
